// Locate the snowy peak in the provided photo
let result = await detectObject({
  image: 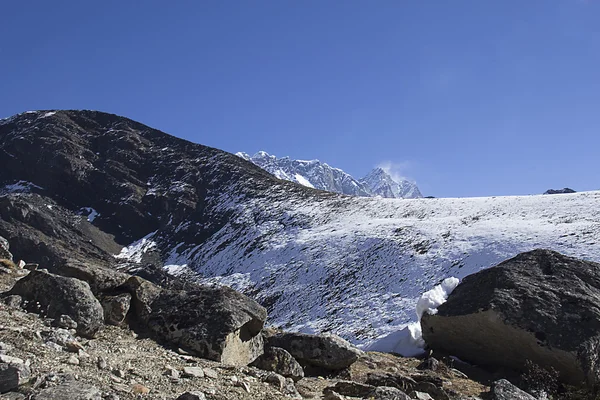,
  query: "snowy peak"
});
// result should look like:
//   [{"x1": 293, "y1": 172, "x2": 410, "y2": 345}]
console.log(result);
[
  {"x1": 238, "y1": 151, "x2": 422, "y2": 199},
  {"x1": 361, "y1": 168, "x2": 422, "y2": 199}
]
